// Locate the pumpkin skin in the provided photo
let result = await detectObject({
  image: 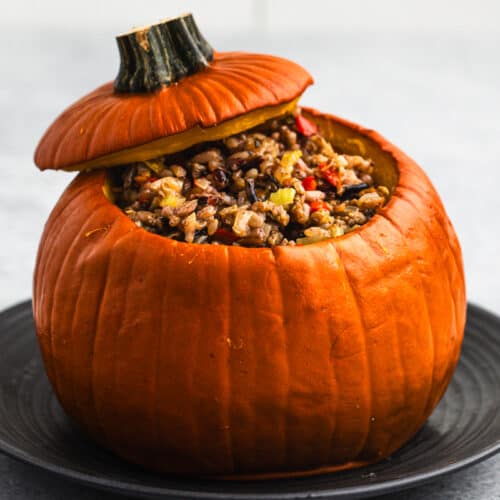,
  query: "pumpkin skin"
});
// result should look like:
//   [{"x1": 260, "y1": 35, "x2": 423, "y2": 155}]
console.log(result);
[
  {"x1": 33, "y1": 108, "x2": 466, "y2": 478},
  {"x1": 34, "y1": 52, "x2": 312, "y2": 172}
]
